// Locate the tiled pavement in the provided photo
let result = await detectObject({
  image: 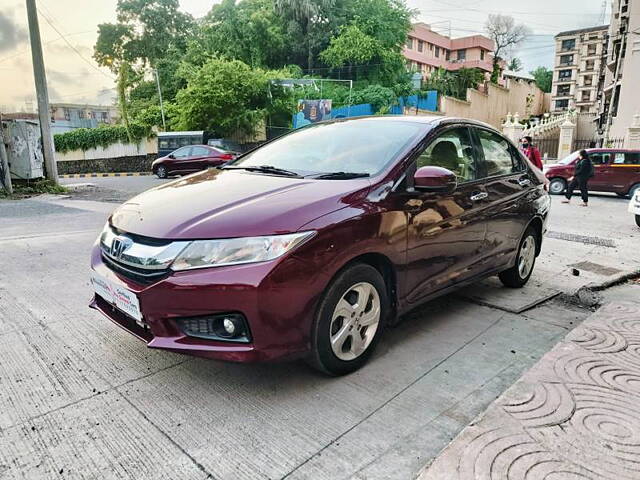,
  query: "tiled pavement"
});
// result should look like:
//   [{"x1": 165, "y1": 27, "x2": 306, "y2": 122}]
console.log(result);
[{"x1": 420, "y1": 301, "x2": 640, "y2": 480}]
